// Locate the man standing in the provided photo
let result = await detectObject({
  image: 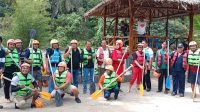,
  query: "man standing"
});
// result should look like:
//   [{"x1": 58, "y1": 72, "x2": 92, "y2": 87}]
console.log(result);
[
  {"x1": 96, "y1": 40, "x2": 111, "y2": 76},
  {"x1": 99, "y1": 65, "x2": 122, "y2": 100},
  {"x1": 46, "y1": 39, "x2": 62, "y2": 93},
  {"x1": 137, "y1": 17, "x2": 148, "y2": 42},
  {"x1": 11, "y1": 63, "x2": 39, "y2": 109},
  {"x1": 187, "y1": 41, "x2": 200, "y2": 98},
  {"x1": 111, "y1": 40, "x2": 128, "y2": 90},
  {"x1": 51, "y1": 62, "x2": 81, "y2": 103},
  {"x1": 4, "y1": 39, "x2": 20, "y2": 102},
  {"x1": 155, "y1": 41, "x2": 171, "y2": 94},
  {"x1": 25, "y1": 40, "x2": 44, "y2": 91},
  {"x1": 15, "y1": 39, "x2": 26, "y2": 65},
  {"x1": 127, "y1": 43, "x2": 146, "y2": 92},
  {"x1": 63, "y1": 40, "x2": 82, "y2": 88},
  {"x1": 82, "y1": 41, "x2": 95, "y2": 94},
  {"x1": 141, "y1": 40, "x2": 153, "y2": 92},
  {"x1": 0, "y1": 36, "x2": 5, "y2": 109},
  {"x1": 171, "y1": 43, "x2": 187, "y2": 97}
]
